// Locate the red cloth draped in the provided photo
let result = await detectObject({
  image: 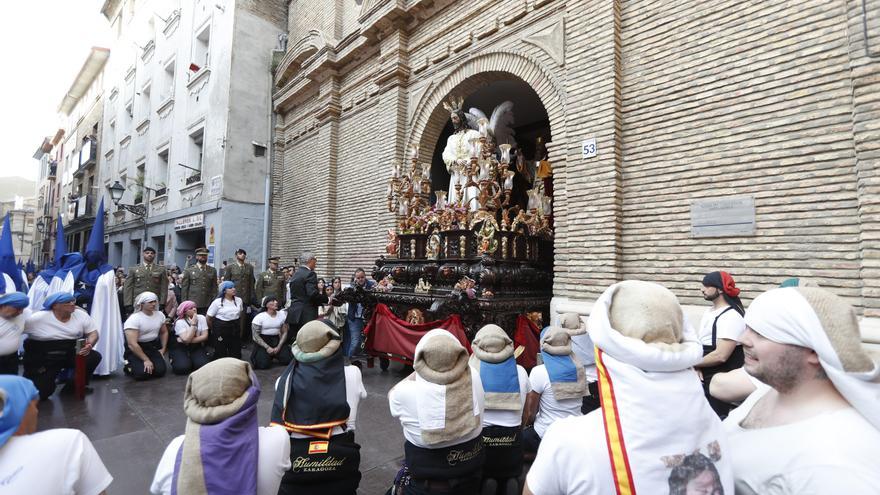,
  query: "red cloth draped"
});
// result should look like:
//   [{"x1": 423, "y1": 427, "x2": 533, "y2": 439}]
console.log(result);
[
  {"x1": 364, "y1": 304, "x2": 471, "y2": 363},
  {"x1": 513, "y1": 315, "x2": 541, "y2": 370}
]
